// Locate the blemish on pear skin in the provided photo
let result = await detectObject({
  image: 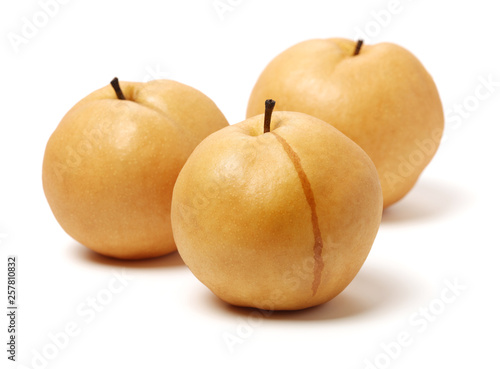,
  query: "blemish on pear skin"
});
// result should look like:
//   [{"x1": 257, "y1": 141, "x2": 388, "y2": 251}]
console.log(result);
[{"x1": 271, "y1": 132, "x2": 324, "y2": 296}]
